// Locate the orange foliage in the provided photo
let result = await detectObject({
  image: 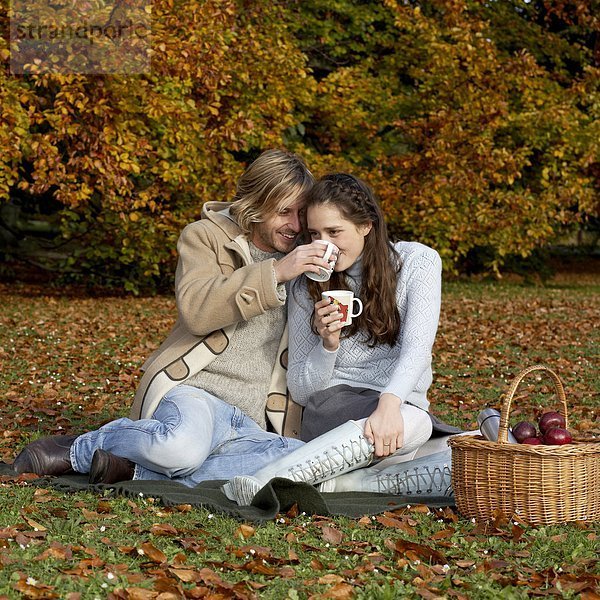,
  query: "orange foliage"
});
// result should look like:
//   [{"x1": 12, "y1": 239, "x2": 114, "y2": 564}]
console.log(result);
[{"x1": 0, "y1": 0, "x2": 597, "y2": 289}]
